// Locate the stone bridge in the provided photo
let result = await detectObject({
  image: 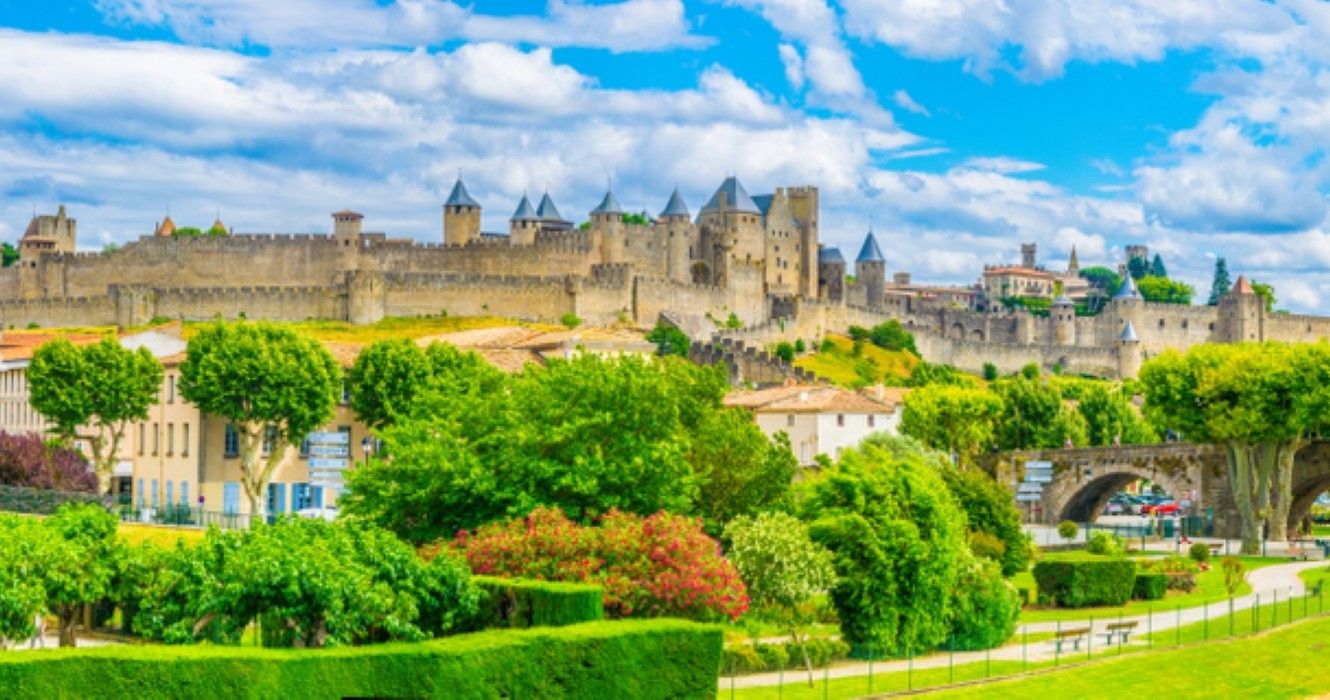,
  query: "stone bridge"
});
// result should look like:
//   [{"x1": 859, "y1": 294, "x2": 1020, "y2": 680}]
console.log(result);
[{"x1": 993, "y1": 441, "x2": 1330, "y2": 538}]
